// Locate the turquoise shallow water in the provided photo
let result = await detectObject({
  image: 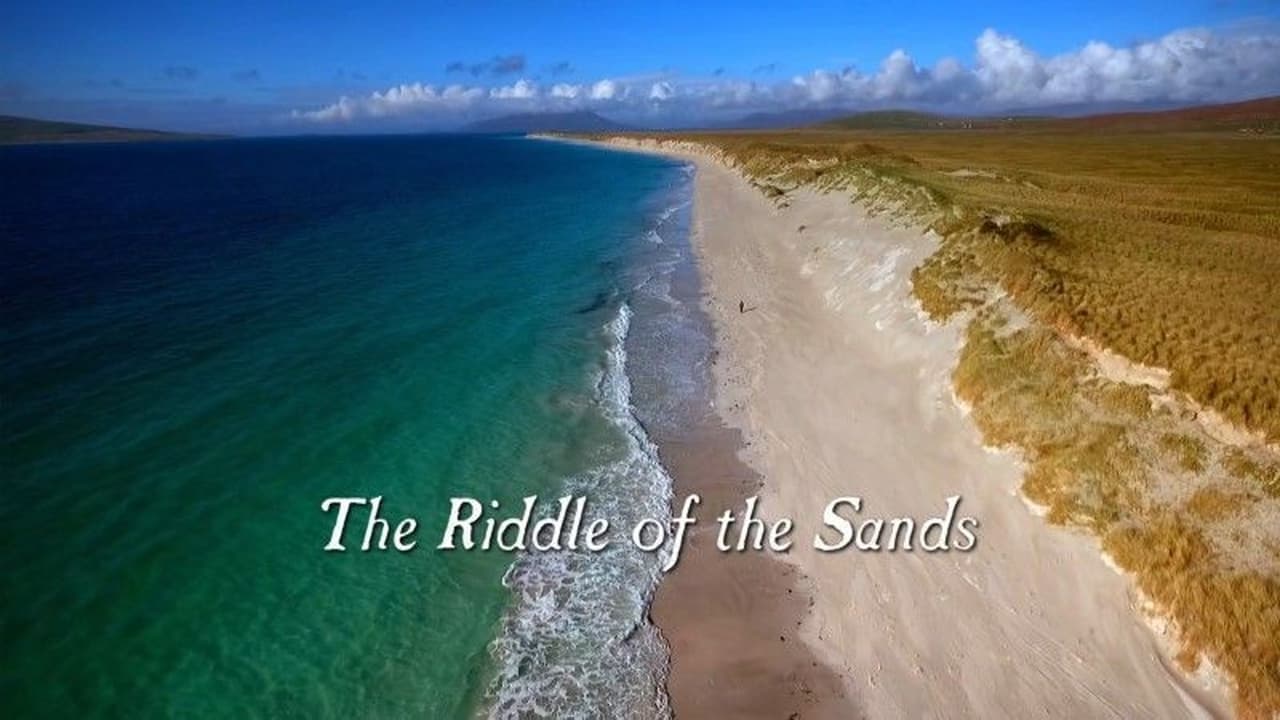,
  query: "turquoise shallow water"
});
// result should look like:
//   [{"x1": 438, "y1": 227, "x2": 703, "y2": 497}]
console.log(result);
[{"x1": 0, "y1": 135, "x2": 690, "y2": 717}]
